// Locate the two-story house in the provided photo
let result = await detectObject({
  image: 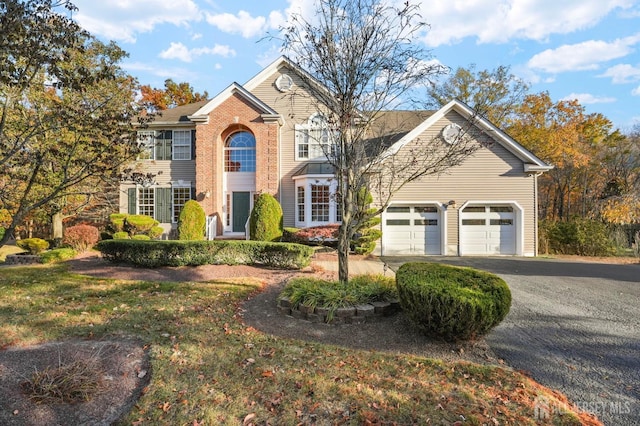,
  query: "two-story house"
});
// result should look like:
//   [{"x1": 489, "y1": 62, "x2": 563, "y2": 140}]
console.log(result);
[{"x1": 120, "y1": 56, "x2": 551, "y2": 256}]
